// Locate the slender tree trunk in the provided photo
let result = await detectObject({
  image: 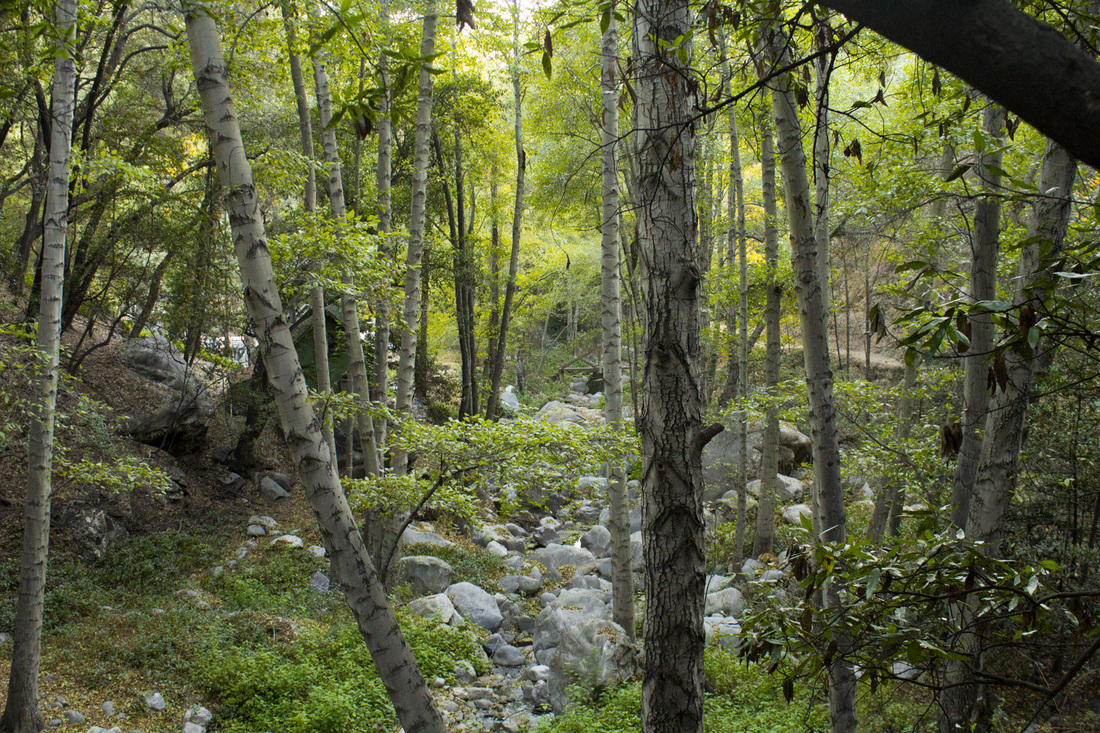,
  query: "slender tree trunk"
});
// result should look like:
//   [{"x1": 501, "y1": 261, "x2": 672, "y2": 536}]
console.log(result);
[
  {"x1": 314, "y1": 61, "x2": 380, "y2": 479},
  {"x1": 950, "y1": 103, "x2": 1005, "y2": 528},
  {"x1": 869, "y1": 355, "x2": 918, "y2": 540},
  {"x1": 769, "y1": 30, "x2": 856, "y2": 733},
  {"x1": 11, "y1": 130, "x2": 45, "y2": 295},
  {"x1": 635, "y1": 0, "x2": 717, "y2": 729},
  {"x1": 452, "y1": 126, "x2": 478, "y2": 417},
  {"x1": 1, "y1": 1, "x2": 77, "y2": 729},
  {"x1": 395, "y1": 2, "x2": 438, "y2": 473},
  {"x1": 599, "y1": 3, "x2": 634, "y2": 640},
  {"x1": 373, "y1": 0, "x2": 393, "y2": 453},
  {"x1": 753, "y1": 97, "x2": 781, "y2": 560},
  {"x1": 182, "y1": 9, "x2": 447, "y2": 731},
  {"x1": 813, "y1": 14, "x2": 833, "y2": 328},
  {"x1": 483, "y1": 0, "x2": 523, "y2": 421},
  {"x1": 484, "y1": 166, "x2": 501, "y2": 384}
]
